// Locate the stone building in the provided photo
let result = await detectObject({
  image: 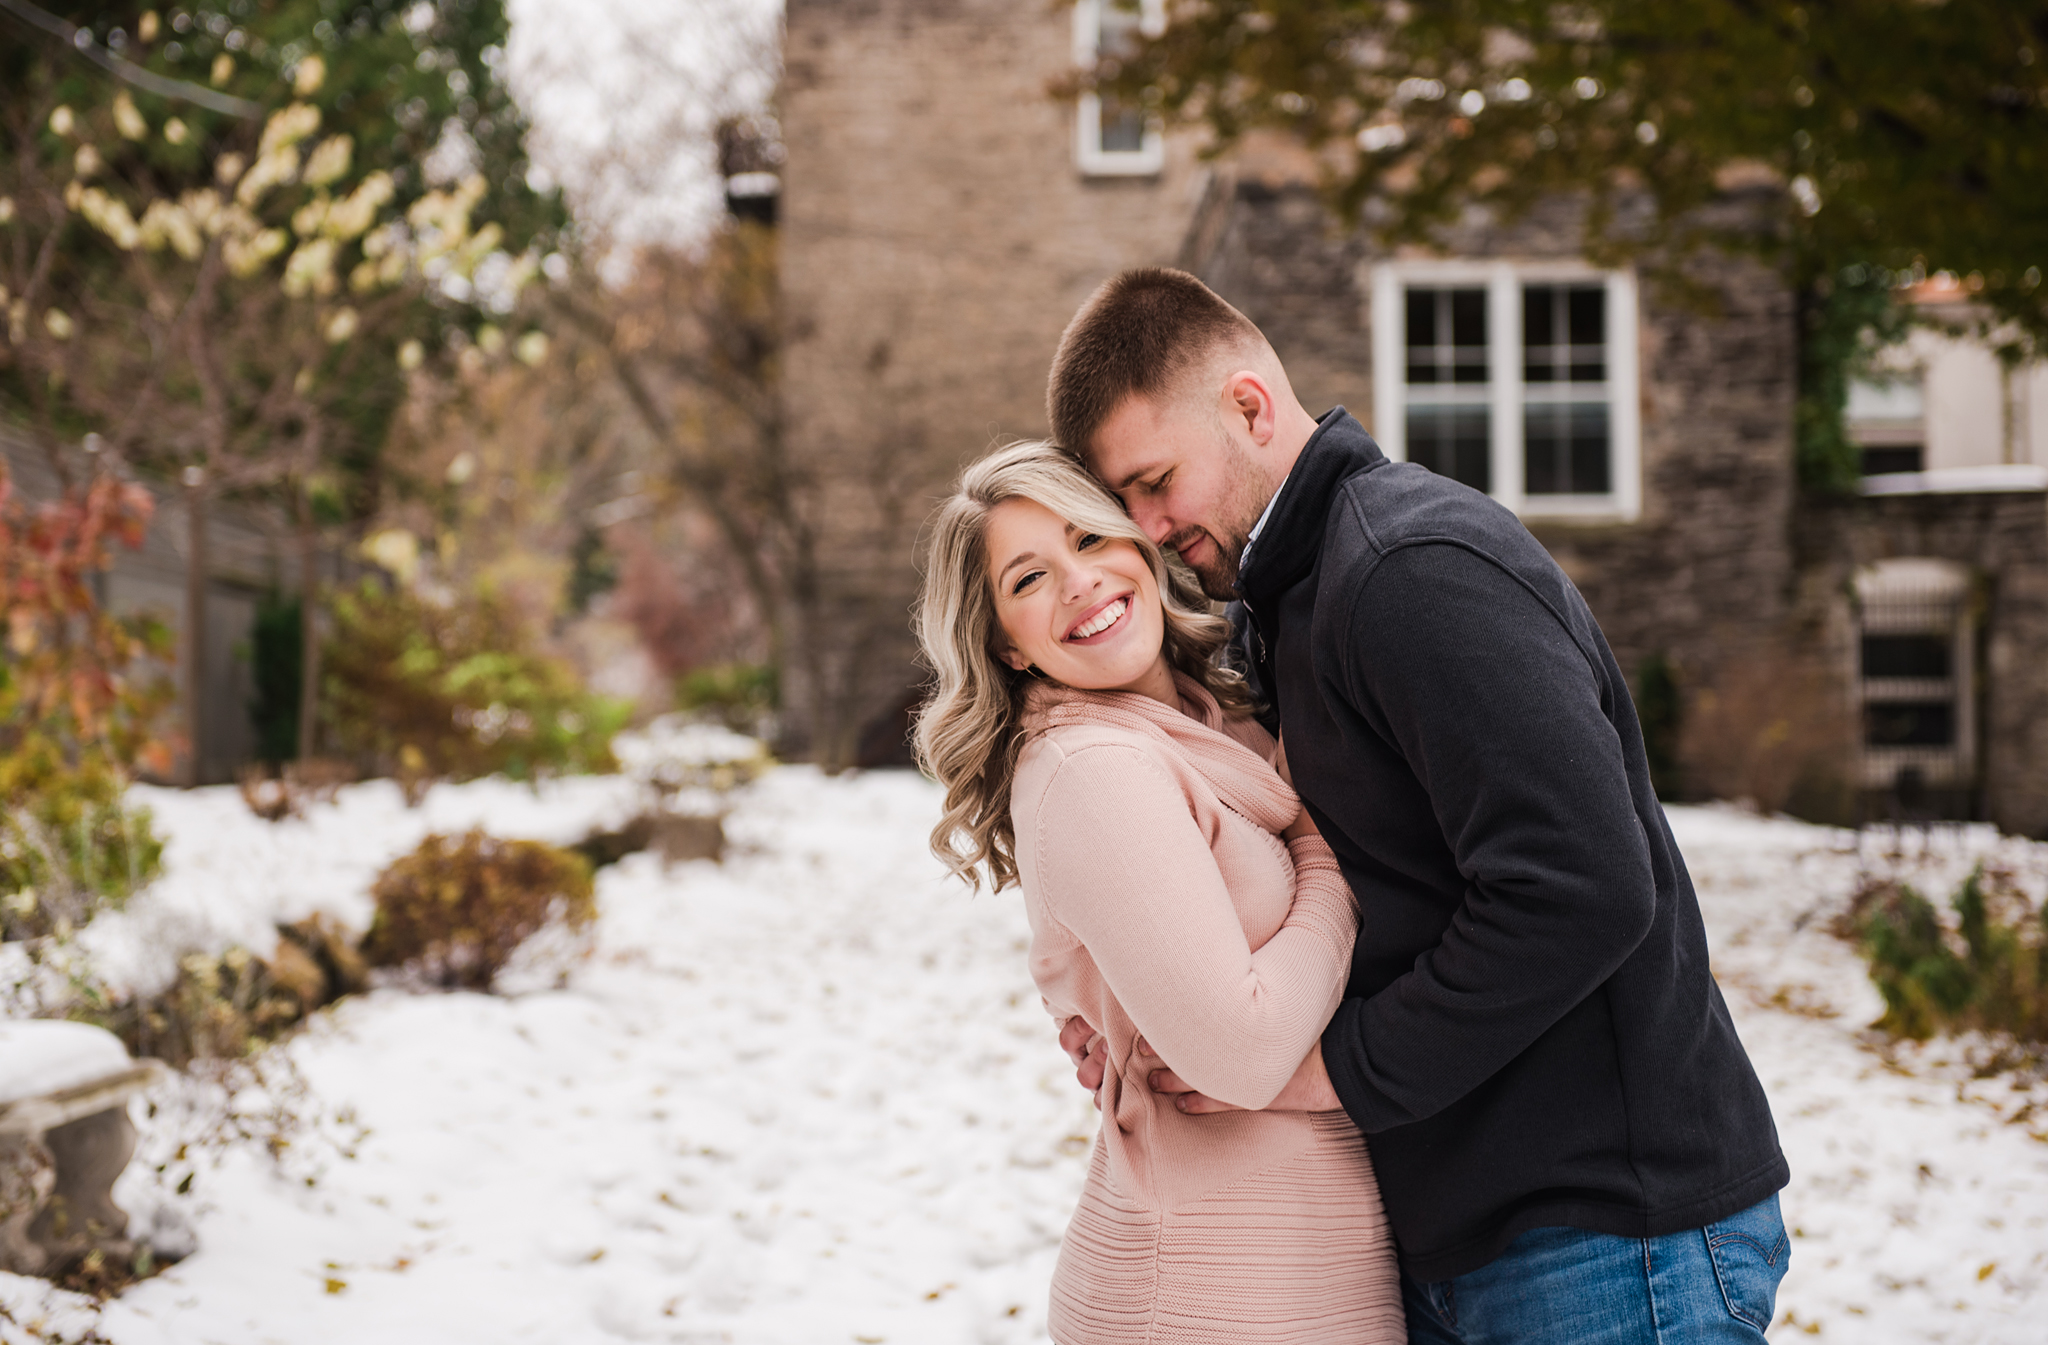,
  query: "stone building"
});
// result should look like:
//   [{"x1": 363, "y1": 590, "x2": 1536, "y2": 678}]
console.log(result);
[{"x1": 780, "y1": 0, "x2": 2048, "y2": 833}]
